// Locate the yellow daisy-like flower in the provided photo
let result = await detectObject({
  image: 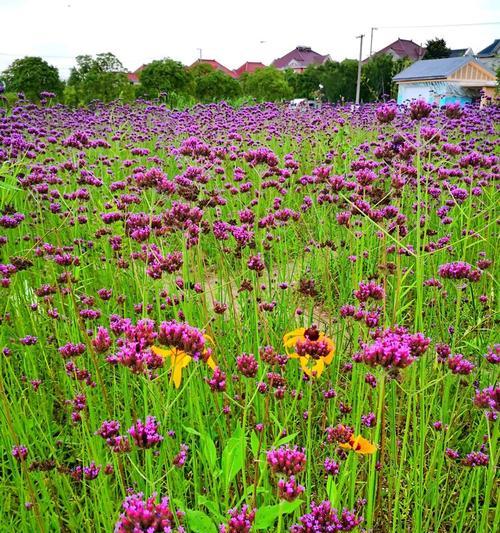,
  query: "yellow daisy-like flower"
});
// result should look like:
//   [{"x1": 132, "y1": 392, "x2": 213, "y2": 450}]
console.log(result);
[
  {"x1": 151, "y1": 335, "x2": 216, "y2": 388},
  {"x1": 283, "y1": 326, "x2": 335, "y2": 378},
  {"x1": 339, "y1": 435, "x2": 377, "y2": 455}
]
